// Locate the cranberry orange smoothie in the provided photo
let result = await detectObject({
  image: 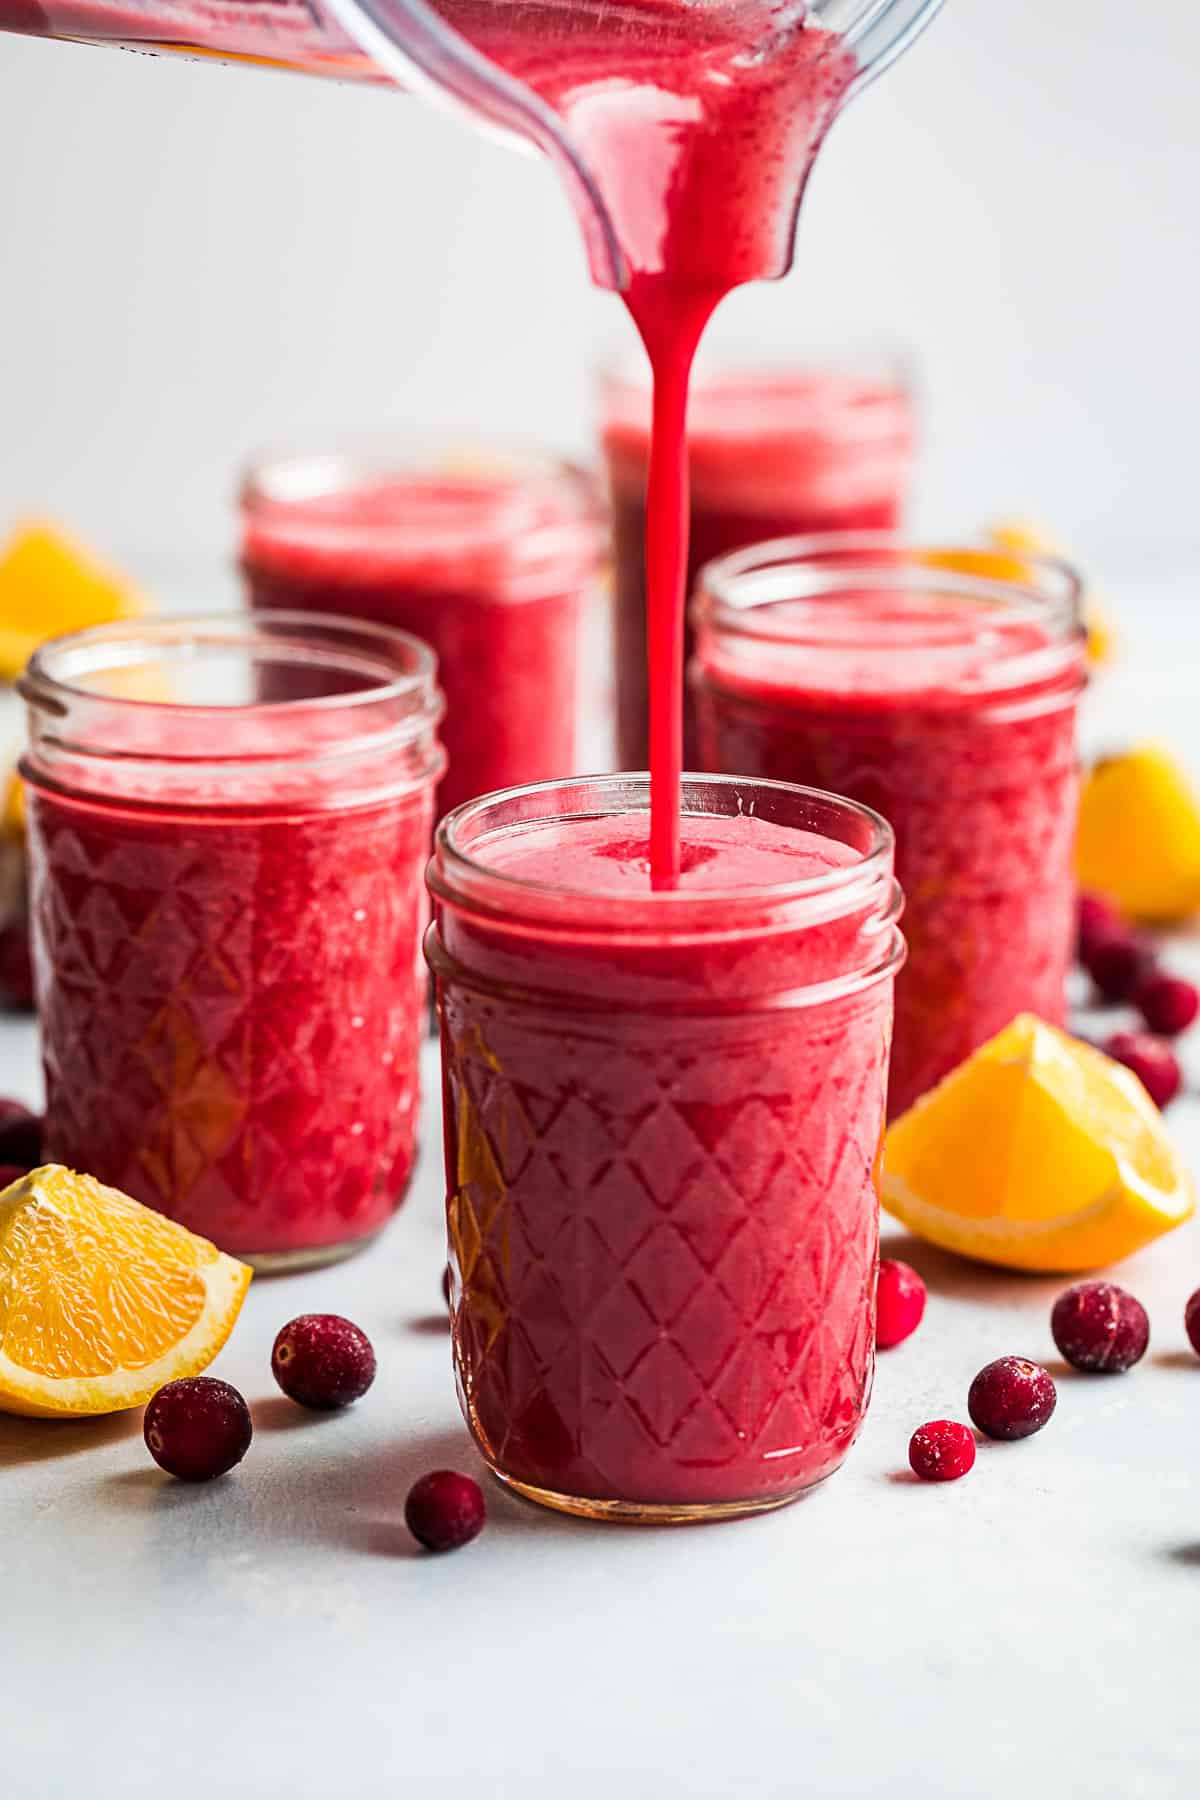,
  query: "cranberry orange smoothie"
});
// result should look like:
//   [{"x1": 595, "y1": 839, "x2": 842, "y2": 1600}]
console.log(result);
[
  {"x1": 694, "y1": 543, "x2": 1087, "y2": 1117},
  {"x1": 20, "y1": 614, "x2": 445, "y2": 1268},
  {"x1": 602, "y1": 366, "x2": 916, "y2": 768},
  {"x1": 241, "y1": 457, "x2": 601, "y2": 821},
  {"x1": 427, "y1": 775, "x2": 902, "y2": 1518}
]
